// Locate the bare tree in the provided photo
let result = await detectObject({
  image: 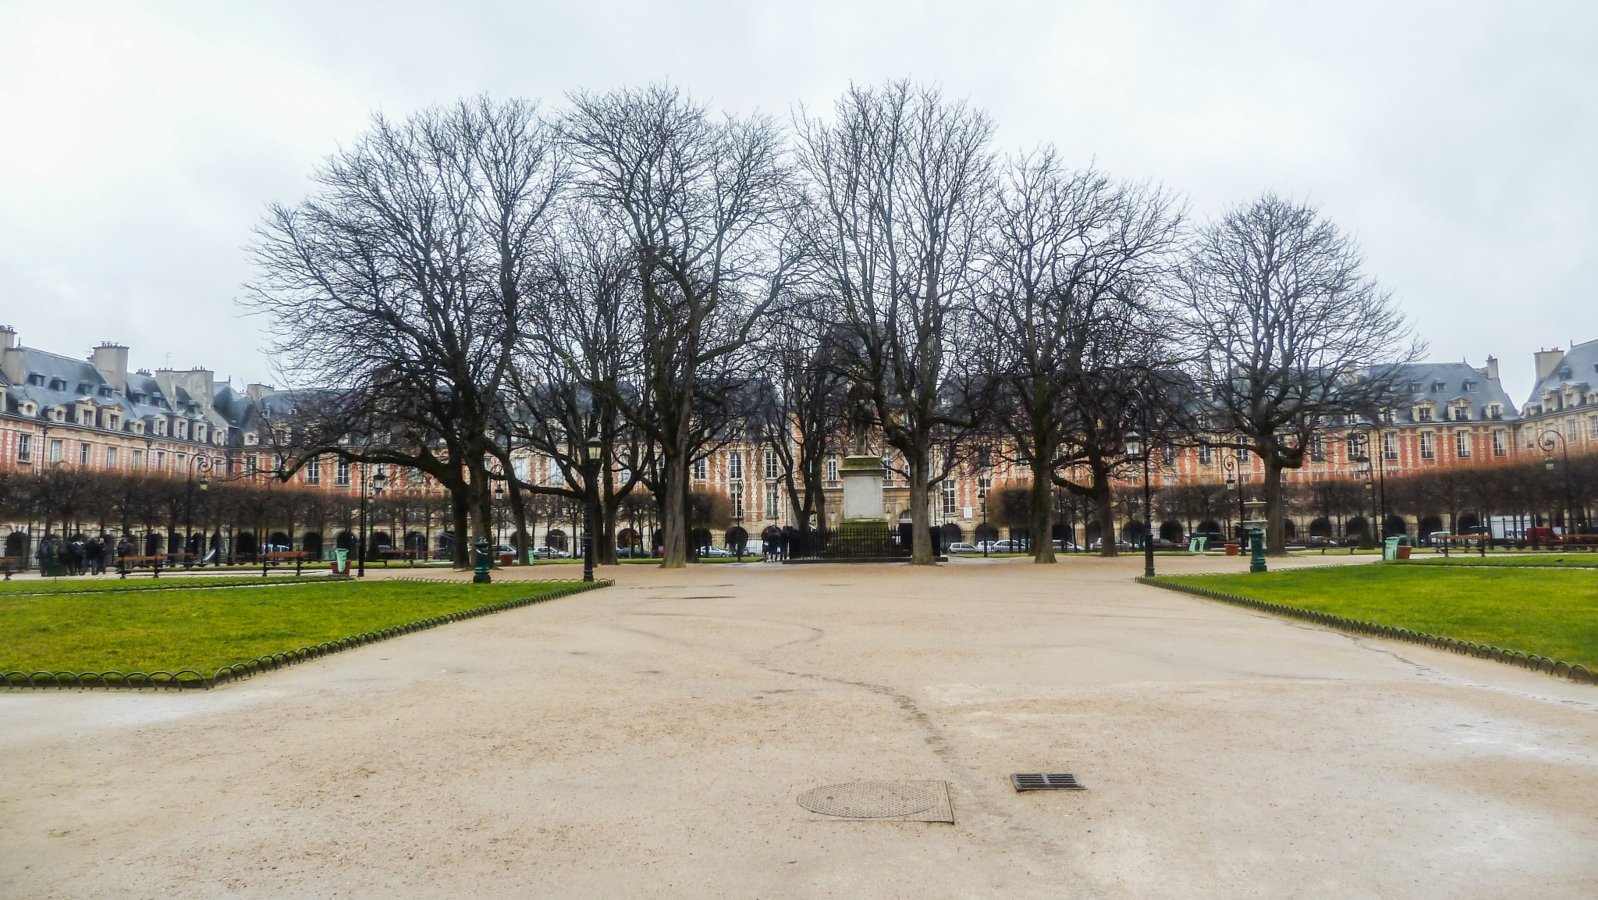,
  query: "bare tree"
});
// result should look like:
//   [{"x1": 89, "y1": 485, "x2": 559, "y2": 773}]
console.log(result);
[
  {"x1": 985, "y1": 150, "x2": 1185, "y2": 561},
  {"x1": 245, "y1": 96, "x2": 566, "y2": 565},
  {"x1": 795, "y1": 81, "x2": 997, "y2": 564},
  {"x1": 1177, "y1": 193, "x2": 1423, "y2": 553},
  {"x1": 561, "y1": 84, "x2": 798, "y2": 568}
]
